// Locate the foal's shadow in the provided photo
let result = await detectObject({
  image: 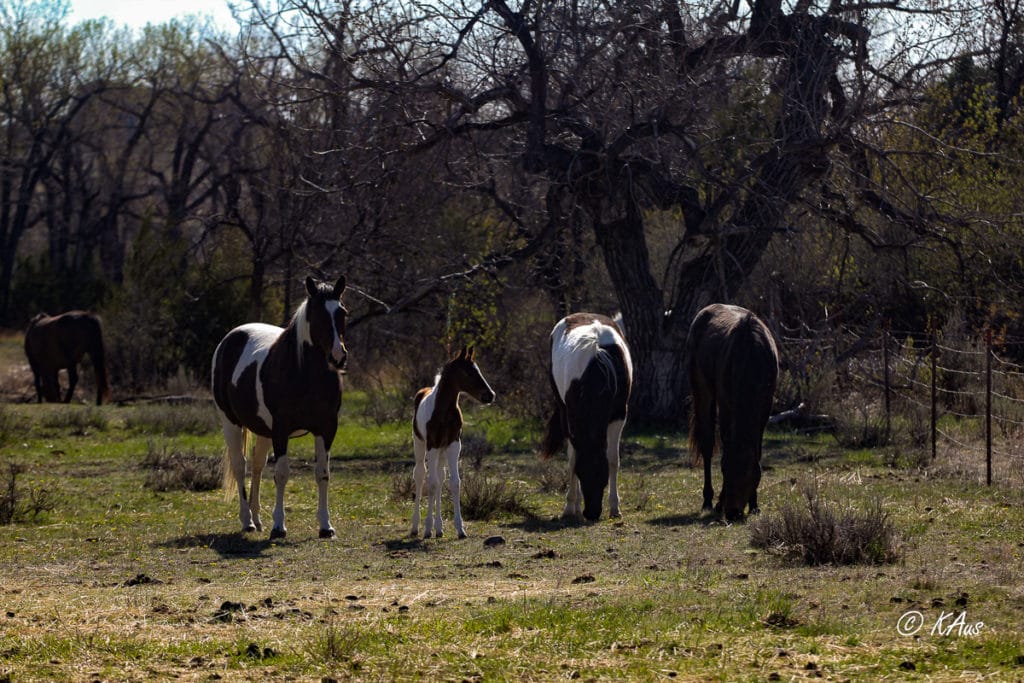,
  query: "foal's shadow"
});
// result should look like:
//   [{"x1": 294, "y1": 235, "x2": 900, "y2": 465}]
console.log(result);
[{"x1": 159, "y1": 532, "x2": 291, "y2": 558}]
